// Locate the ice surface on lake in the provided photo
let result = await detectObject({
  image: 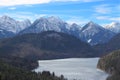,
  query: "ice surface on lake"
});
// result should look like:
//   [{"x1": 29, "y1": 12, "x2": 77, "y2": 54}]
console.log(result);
[{"x1": 35, "y1": 58, "x2": 108, "y2": 80}]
